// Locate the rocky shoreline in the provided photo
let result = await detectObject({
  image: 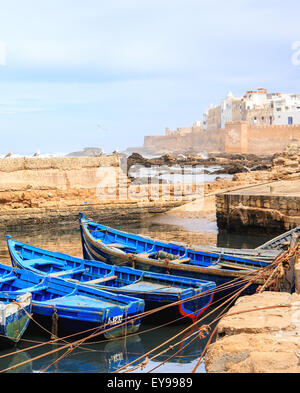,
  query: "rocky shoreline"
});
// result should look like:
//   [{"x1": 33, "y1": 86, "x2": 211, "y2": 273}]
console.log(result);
[{"x1": 125, "y1": 151, "x2": 274, "y2": 177}]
